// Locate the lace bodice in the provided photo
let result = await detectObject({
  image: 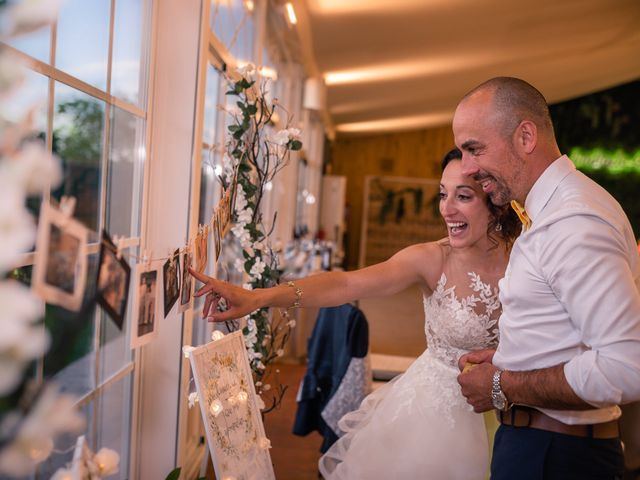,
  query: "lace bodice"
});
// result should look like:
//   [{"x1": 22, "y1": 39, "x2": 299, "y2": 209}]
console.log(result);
[{"x1": 423, "y1": 272, "x2": 500, "y2": 367}]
